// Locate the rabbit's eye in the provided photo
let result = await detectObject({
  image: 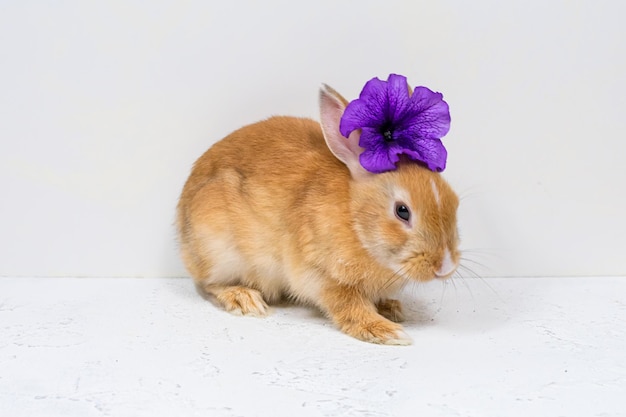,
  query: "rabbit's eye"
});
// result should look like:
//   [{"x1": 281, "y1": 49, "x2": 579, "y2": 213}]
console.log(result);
[{"x1": 395, "y1": 203, "x2": 411, "y2": 222}]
